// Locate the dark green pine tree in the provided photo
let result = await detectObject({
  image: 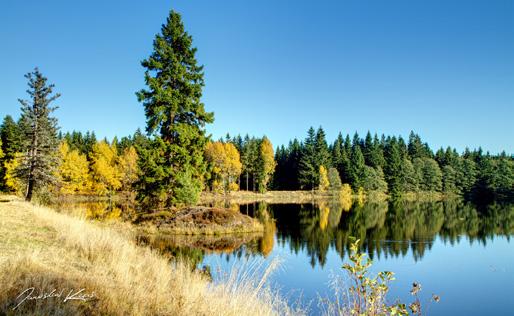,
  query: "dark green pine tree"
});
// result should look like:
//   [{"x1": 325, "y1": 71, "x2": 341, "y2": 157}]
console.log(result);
[
  {"x1": 363, "y1": 131, "x2": 374, "y2": 166},
  {"x1": 0, "y1": 115, "x2": 23, "y2": 191},
  {"x1": 349, "y1": 144, "x2": 366, "y2": 189},
  {"x1": 408, "y1": 131, "x2": 428, "y2": 159},
  {"x1": 352, "y1": 132, "x2": 361, "y2": 150},
  {"x1": 17, "y1": 68, "x2": 60, "y2": 201},
  {"x1": 0, "y1": 115, "x2": 22, "y2": 160},
  {"x1": 384, "y1": 137, "x2": 403, "y2": 196},
  {"x1": 299, "y1": 127, "x2": 318, "y2": 189},
  {"x1": 370, "y1": 133, "x2": 386, "y2": 169},
  {"x1": 287, "y1": 138, "x2": 302, "y2": 190},
  {"x1": 272, "y1": 145, "x2": 287, "y2": 189},
  {"x1": 331, "y1": 133, "x2": 350, "y2": 182},
  {"x1": 315, "y1": 127, "x2": 331, "y2": 169},
  {"x1": 331, "y1": 133, "x2": 344, "y2": 164},
  {"x1": 136, "y1": 10, "x2": 214, "y2": 206},
  {"x1": 344, "y1": 134, "x2": 352, "y2": 157}
]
